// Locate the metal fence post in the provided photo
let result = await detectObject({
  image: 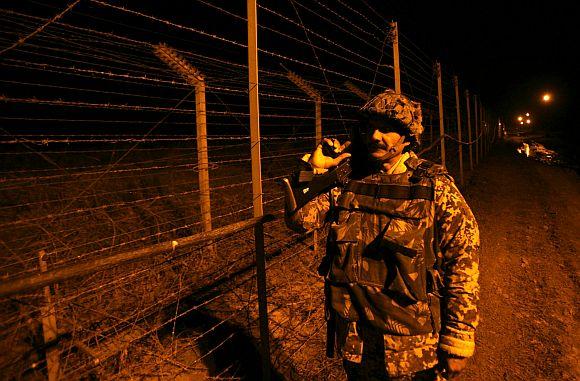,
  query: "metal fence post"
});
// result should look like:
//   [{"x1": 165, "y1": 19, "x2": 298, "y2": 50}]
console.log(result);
[
  {"x1": 287, "y1": 70, "x2": 322, "y2": 147},
  {"x1": 153, "y1": 44, "x2": 213, "y2": 243},
  {"x1": 315, "y1": 98, "x2": 322, "y2": 146},
  {"x1": 389, "y1": 21, "x2": 401, "y2": 93},
  {"x1": 486, "y1": 111, "x2": 490, "y2": 154},
  {"x1": 247, "y1": 1, "x2": 271, "y2": 379},
  {"x1": 479, "y1": 97, "x2": 487, "y2": 159},
  {"x1": 453, "y1": 76, "x2": 464, "y2": 186},
  {"x1": 488, "y1": 114, "x2": 491, "y2": 152},
  {"x1": 481, "y1": 105, "x2": 485, "y2": 156},
  {"x1": 38, "y1": 250, "x2": 60, "y2": 381},
  {"x1": 435, "y1": 62, "x2": 446, "y2": 166},
  {"x1": 473, "y1": 94, "x2": 479, "y2": 165},
  {"x1": 480, "y1": 101, "x2": 485, "y2": 158},
  {"x1": 253, "y1": 220, "x2": 270, "y2": 380},
  {"x1": 344, "y1": 81, "x2": 369, "y2": 101},
  {"x1": 489, "y1": 113, "x2": 492, "y2": 152},
  {"x1": 465, "y1": 90, "x2": 473, "y2": 171},
  {"x1": 194, "y1": 80, "x2": 214, "y2": 239}
]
